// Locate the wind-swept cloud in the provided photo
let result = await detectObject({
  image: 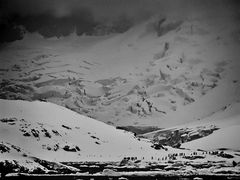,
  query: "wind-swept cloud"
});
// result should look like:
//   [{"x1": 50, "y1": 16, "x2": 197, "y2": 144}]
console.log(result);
[
  {"x1": 0, "y1": 0, "x2": 239, "y2": 42},
  {"x1": 1, "y1": 0, "x2": 239, "y2": 22}
]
